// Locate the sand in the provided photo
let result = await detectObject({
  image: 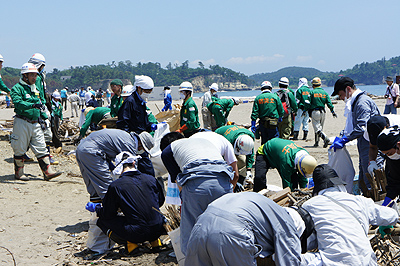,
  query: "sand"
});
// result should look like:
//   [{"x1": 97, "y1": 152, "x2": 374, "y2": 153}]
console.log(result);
[{"x1": 0, "y1": 96, "x2": 388, "y2": 265}]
